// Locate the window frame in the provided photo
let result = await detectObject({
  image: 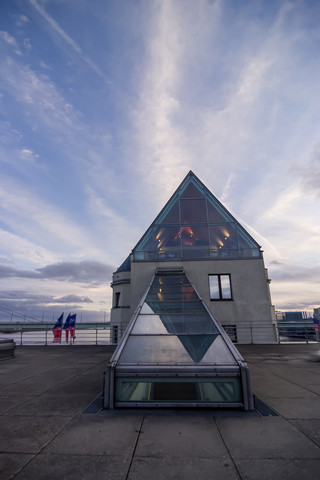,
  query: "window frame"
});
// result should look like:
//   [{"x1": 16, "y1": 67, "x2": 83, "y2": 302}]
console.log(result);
[{"x1": 209, "y1": 274, "x2": 233, "y2": 301}]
